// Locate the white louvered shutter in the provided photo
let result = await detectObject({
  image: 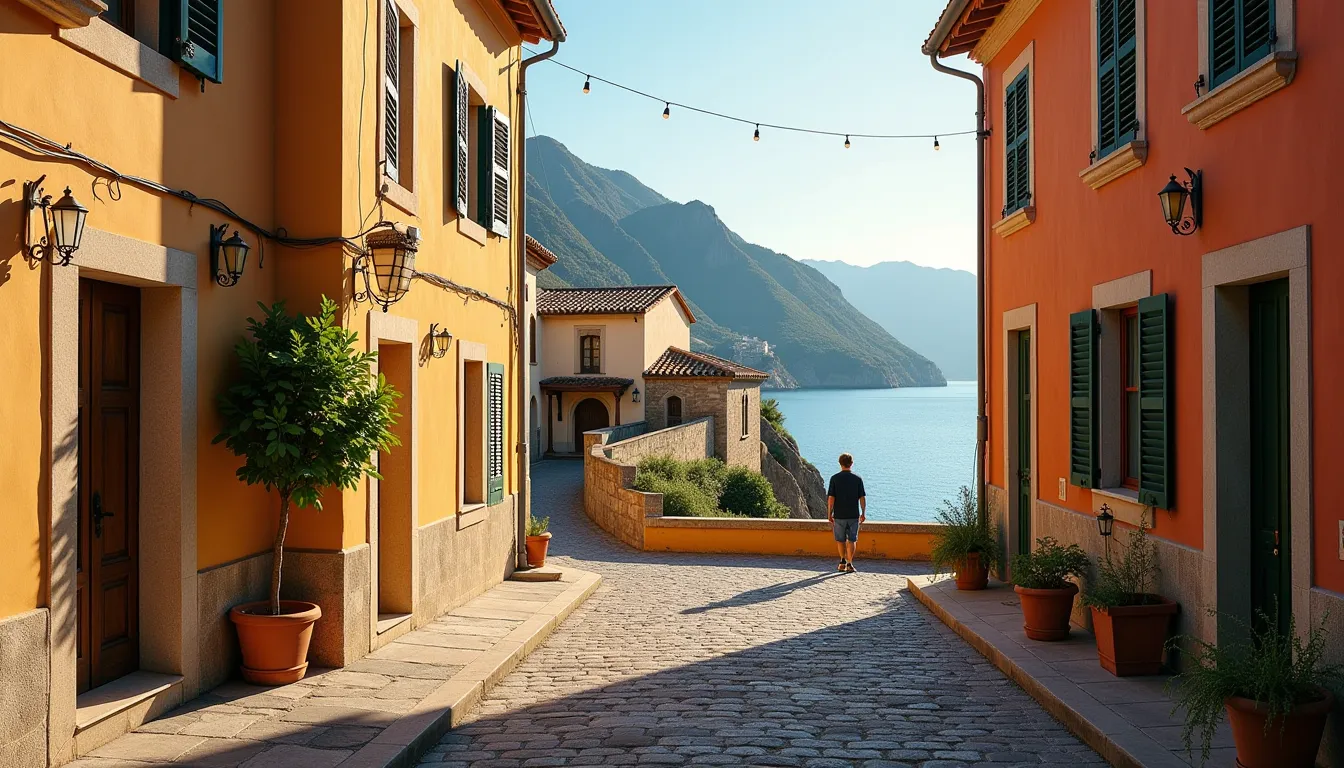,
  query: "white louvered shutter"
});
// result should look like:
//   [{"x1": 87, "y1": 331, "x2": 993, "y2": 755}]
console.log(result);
[
  {"x1": 383, "y1": 1, "x2": 400, "y2": 183},
  {"x1": 453, "y1": 61, "x2": 469, "y2": 217},
  {"x1": 484, "y1": 108, "x2": 511, "y2": 237}
]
